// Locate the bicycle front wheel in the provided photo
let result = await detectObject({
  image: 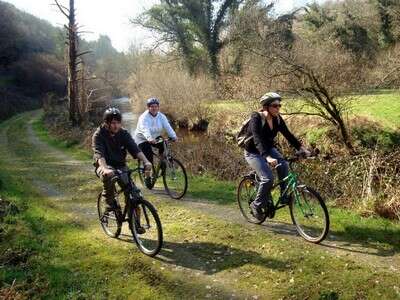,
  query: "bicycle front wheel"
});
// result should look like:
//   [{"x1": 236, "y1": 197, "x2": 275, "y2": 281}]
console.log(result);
[
  {"x1": 129, "y1": 199, "x2": 163, "y2": 257},
  {"x1": 289, "y1": 185, "x2": 329, "y2": 243},
  {"x1": 162, "y1": 158, "x2": 188, "y2": 199},
  {"x1": 97, "y1": 193, "x2": 122, "y2": 238}
]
